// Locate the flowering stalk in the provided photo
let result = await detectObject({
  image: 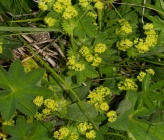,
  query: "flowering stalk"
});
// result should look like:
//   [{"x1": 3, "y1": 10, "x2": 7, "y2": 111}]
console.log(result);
[
  {"x1": 19, "y1": 35, "x2": 99, "y2": 130},
  {"x1": 98, "y1": 9, "x2": 103, "y2": 31}
]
